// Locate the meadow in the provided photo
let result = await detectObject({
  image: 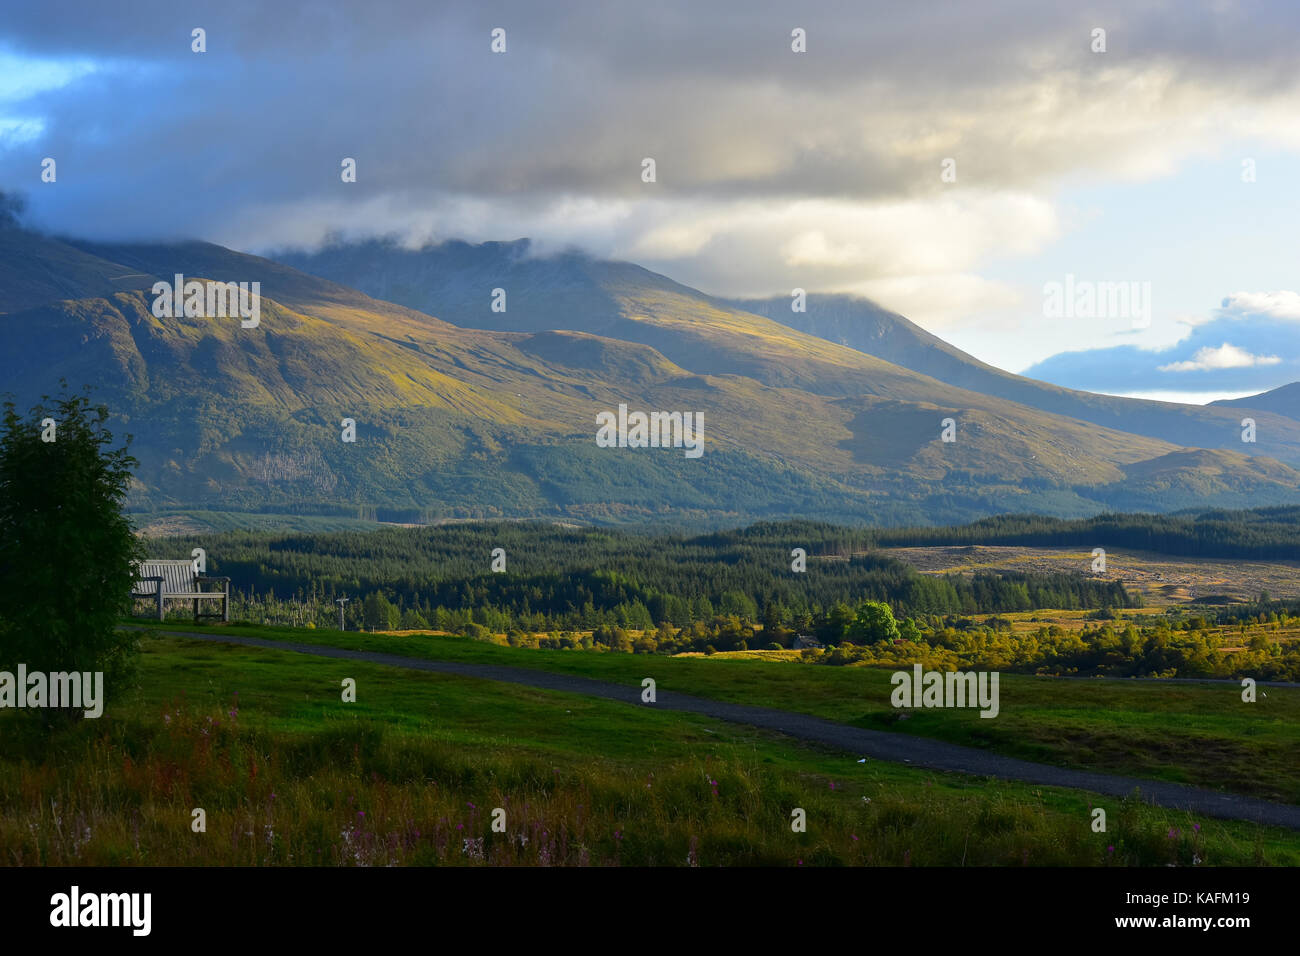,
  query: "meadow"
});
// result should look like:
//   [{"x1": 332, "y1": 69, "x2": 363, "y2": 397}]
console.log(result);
[
  {"x1": 2, "y1": 630, "x2": 1296, "y2": 866},
  {"x1": 128, "y1": 621, "x2": 1300, "y2": 805}
]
